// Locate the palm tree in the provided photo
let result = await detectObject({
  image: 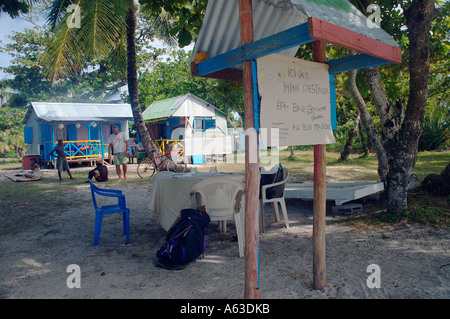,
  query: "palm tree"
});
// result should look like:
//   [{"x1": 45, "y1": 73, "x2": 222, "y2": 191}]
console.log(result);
[
  {"x1": 0, "y1": 129, "x2": 25, "y2": 158},
  {"x1": 123, "y1": 1, "x2": 163, "y2": 160},
  {"x1": 42, "y1": 0, "x2": 181, "y2": 168}
]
